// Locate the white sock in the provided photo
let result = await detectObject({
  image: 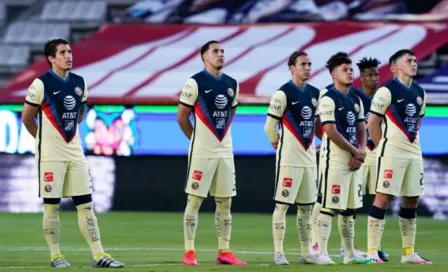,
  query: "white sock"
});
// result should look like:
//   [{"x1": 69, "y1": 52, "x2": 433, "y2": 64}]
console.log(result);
[
  {"x1": 43, "y1": 204, "x2": 61, "y2": 259},
  {"x1": 184, "y1": 195, "x2": 203, "y2": 251},
  {"x1": 297, "y1": 204, "x2": 313, "y2": 257},
  {"x1": 76, "y1": 202, "x2": 104, "y2": 257},
  {"x1": 273, "y1": 203, "x2": 288, "y2": 254},
  {"x1": 215, "y1": 197, "x2": 232, "y2": 251},
  {"x1": 311, "y1": 202, "x2": 321, "y2": 246},
  {"x1": 317, "y1": 208, "x2": 335, "y2": 256},
  {"x1": 338, "y1": 214, "x2": 355, "y2": 259}
]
